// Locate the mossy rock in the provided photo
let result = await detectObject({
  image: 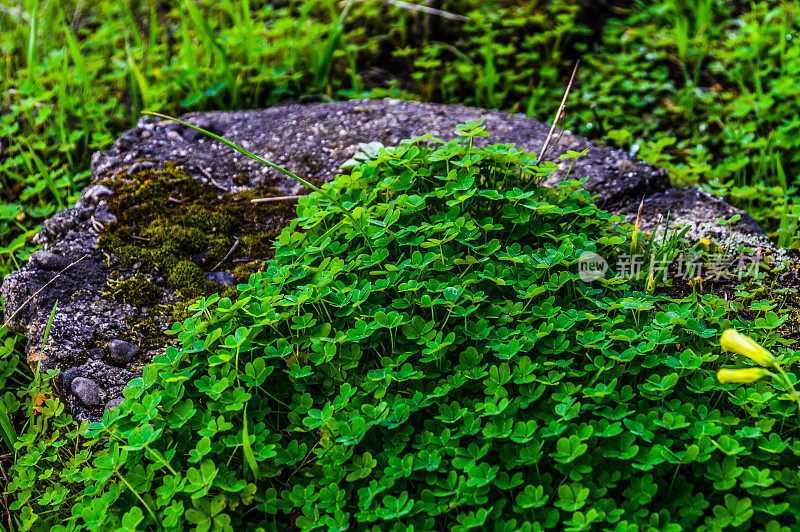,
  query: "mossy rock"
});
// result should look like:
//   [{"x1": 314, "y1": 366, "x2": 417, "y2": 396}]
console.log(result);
[
  {"x1": 1, "y1": 100, "x2": 787, "y2": 422},
  {"x1": 97, "y1": 165, "x2": 299, "y2": 306}
]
